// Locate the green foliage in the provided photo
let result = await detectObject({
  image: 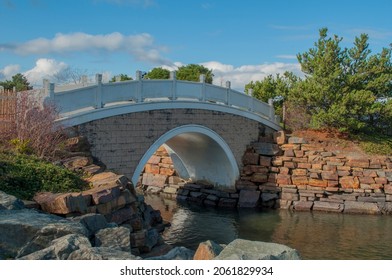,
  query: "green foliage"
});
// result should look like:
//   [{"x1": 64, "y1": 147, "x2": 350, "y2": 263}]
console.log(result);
[
  {"x1": 109, "y1": 74, "x2": 133, "y2": 82},
  {"x1": 0, "y1": 73, "x2": 32, "y2": 91},
  {"x1": 144, "y1": 67, "x2": 170, "y2": 79},
  {"x1": 177, "y1": 64, "x2": 214, "y2": 84},
  {"x1": 354, "y1": 133, "x2": 392, "y2": 156},
  {"x1": 0, "y1": 152, "x2": 88, "y2": 200},
  {"x1": 245, "y1": 71, "x2": 300, "y2": 118},
  {"x1": 290, "y1": 28, "x2": 392, "y2": 134},
  {"x1": 9, "y1": 139, "x2": 32, "y2": 154}
]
